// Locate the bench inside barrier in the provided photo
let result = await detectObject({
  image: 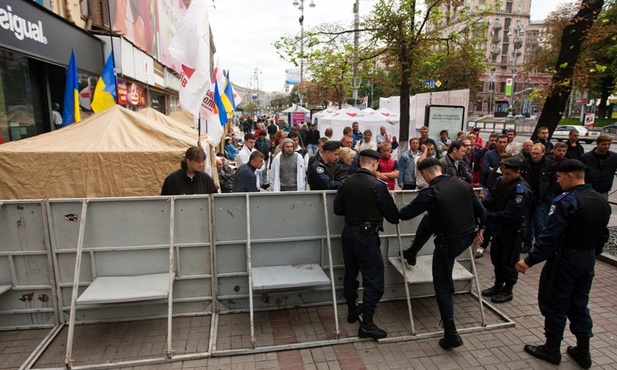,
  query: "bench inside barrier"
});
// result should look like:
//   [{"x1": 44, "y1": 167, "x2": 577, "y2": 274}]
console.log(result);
[
  {"x1": 0, "y1": 285, "x2": 10, "y2": 295},
  {"x1": 76, "y1": 273, "x2": 174, "y2": 305},
  {"x1": 388, "y1": 255, "x2": 474, "y2": 284},
  {"x1": 251, "y1": 264, "x2": 330, "y2": 291}
]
